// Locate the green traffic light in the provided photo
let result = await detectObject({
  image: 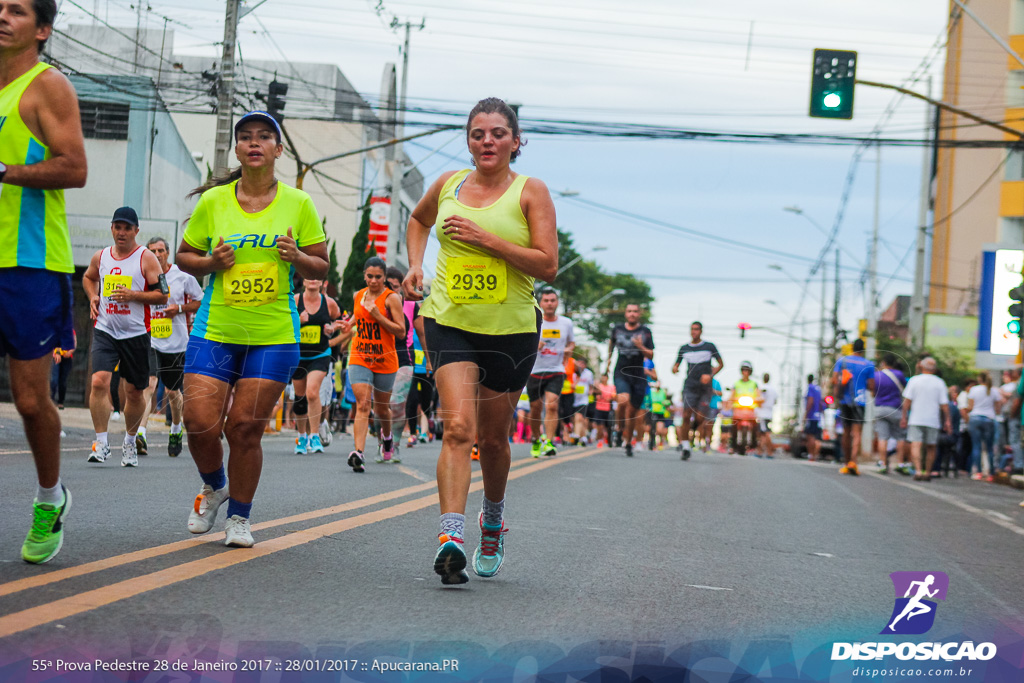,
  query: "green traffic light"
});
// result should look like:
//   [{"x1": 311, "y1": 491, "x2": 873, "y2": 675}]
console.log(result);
[
  {"x1": 1009, "y1": 320, "x2": 1021, "y2": 335},
  {"x1": 823, "y1": 92, "x2": 842, "y2": 109}
]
